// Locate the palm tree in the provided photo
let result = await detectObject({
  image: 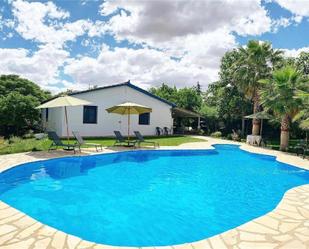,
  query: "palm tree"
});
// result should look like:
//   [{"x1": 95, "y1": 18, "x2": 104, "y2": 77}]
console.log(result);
[
  {"x1": 294, "y1": 92, "x2": 309, "y2": 144},
  {"x1": 234, "y1": 40, "x2": 283, "y2": 135},
  {"x1": 259, "y1": 66, "x2": 308, "y2": 151}
]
